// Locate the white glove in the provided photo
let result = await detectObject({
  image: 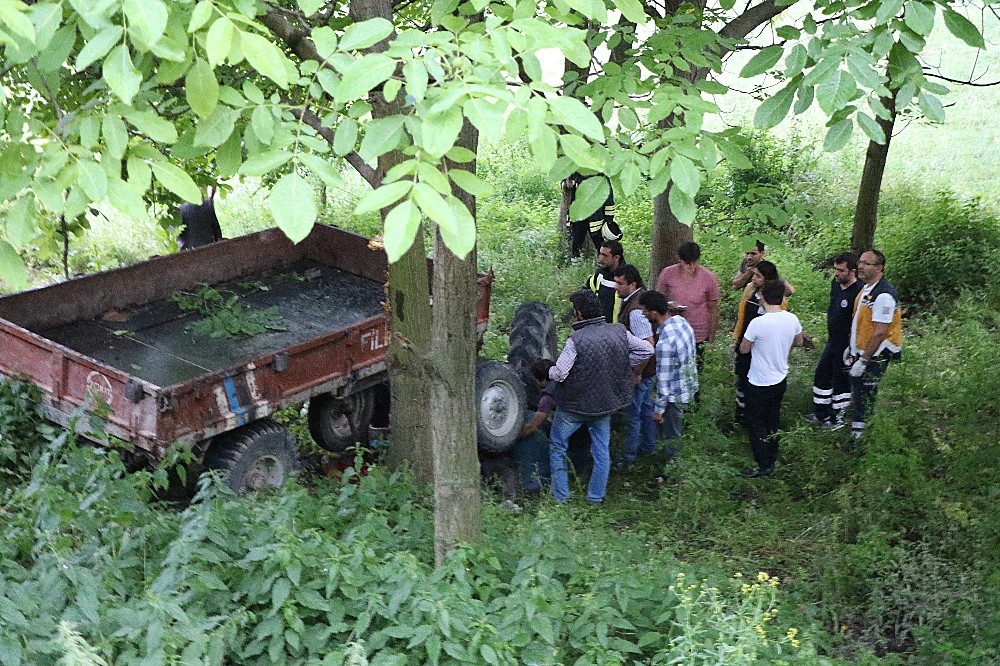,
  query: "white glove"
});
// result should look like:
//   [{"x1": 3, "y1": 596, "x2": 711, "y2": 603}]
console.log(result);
[
  {"x1": 849, "y1": 359, "x2": 867, "y2": 377},
  {"x1": 843, "y1": 347, "x2": 855, "y2": 366}
]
